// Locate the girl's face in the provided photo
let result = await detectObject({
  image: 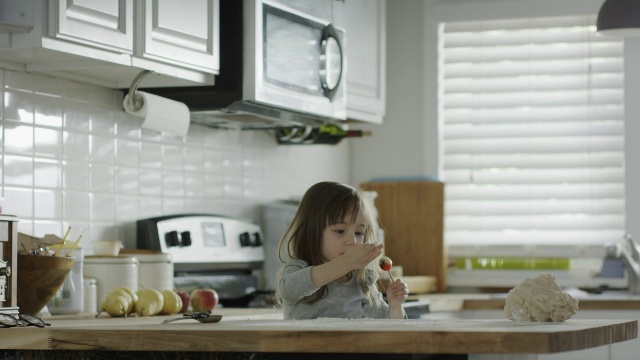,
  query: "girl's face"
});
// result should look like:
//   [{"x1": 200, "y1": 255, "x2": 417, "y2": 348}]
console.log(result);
[{"x1": 320, "y1": 210, "x2": 367, "y2": 262}]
